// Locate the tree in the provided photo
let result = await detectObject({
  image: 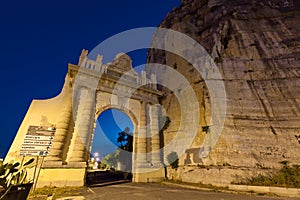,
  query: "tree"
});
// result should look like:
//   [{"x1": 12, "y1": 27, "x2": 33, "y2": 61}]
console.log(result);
[
  {"x1": 102, "y1": 127, "x2": 134, "y2": 171},
  {"x1": 117, "y1": 127, "x2": 133, "y2": 152},
  {"x1": 102, "y1": 153, "x2": 119, "y2": 169},
  {"x1": 117, "y1": 127, "x2": 133, "y2": 171}
]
